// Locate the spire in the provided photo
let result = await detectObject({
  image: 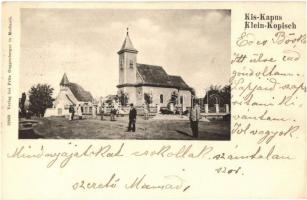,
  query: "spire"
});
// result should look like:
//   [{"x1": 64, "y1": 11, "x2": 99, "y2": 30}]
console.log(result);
[
  {"x1": 60, "y1": 73, "x2": 69, "y2": 86},
  {"x1": 118, "y1": 28, "x2": 138, "y2": 54}
]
